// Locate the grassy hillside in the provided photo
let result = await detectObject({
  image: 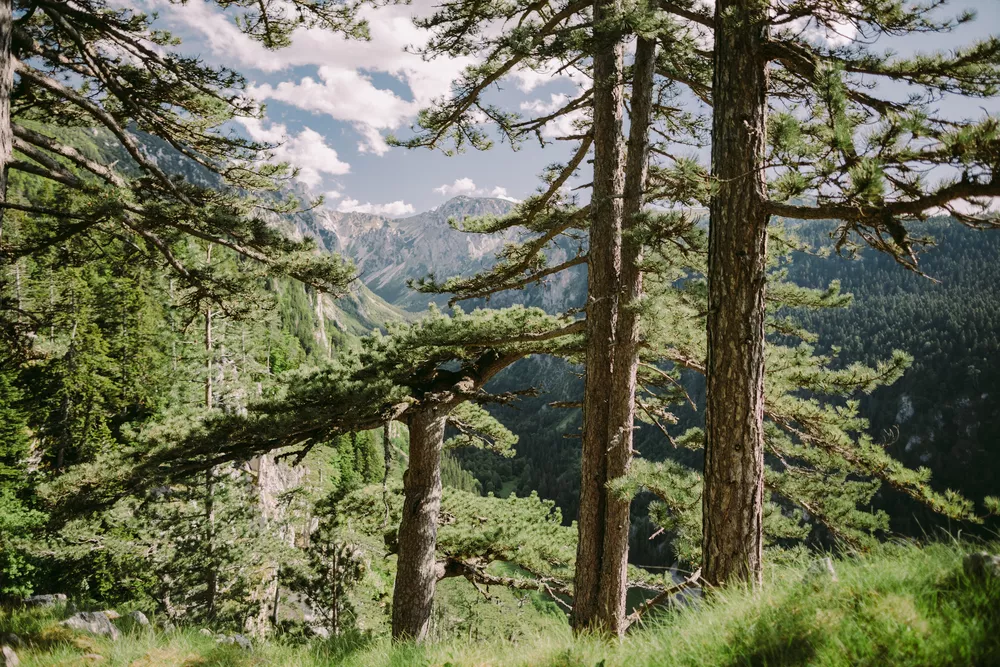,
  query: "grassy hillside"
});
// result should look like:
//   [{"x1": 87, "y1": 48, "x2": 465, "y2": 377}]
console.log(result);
[{"x1": 4, "y1": 541, "x2": 998, "y2": 666}]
